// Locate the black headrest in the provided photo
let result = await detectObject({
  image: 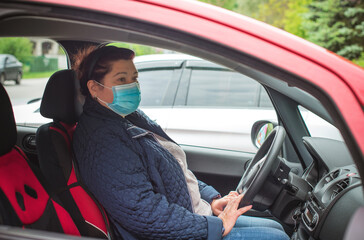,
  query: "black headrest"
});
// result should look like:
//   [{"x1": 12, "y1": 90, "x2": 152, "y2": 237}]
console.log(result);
[
  {"x1": 40, "y1": 70, "x2": 84, "y2": 124},
  {"x1": 0, "y1": 84, "x2": 16, "y2": 155}
]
